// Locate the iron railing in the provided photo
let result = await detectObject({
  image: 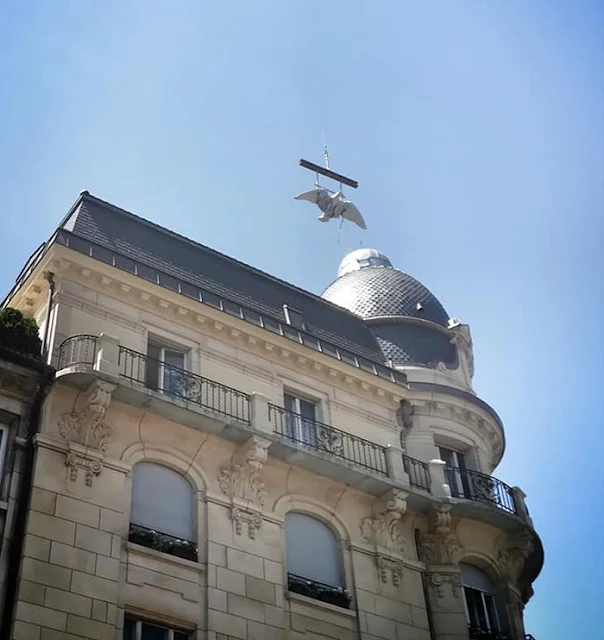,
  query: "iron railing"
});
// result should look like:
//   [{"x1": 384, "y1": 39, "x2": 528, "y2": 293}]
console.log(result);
[
  {"x1": 402, "y1": 454, "x2": 431, "y2": 492},
  {"x1": 269, "y1": 404, "x2": 388, "y2": 476},
  {"x1": 128, "y1": 523, "x2": 197, "y2": 562},
  {"x1": 57, "y1": 334, "x2": 98, "y2": 369},
  {"x1": 287, "y1": 573, "x2": 351, "y2": 609},
  {"x1": 468, "y1": 627, "x2": 508, "y2": 640},
  {"x1": 119, "y1": 346, "x2": 250, "y2": 423},
  {"x1": 445, "y1": 466, "x2": 517, "y2": 514}
]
